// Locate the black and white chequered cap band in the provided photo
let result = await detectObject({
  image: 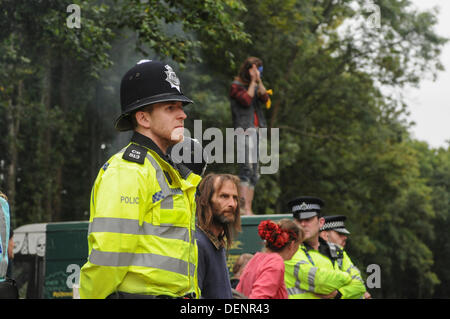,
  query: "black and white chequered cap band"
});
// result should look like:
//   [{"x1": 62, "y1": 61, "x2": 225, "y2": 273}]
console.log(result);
[
  {"x1": 320, "y1": 221, "x2": 350, "y2": 234},
  {"x1": 321, "y1": 221, "x2": 345, "y2": 230}
]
